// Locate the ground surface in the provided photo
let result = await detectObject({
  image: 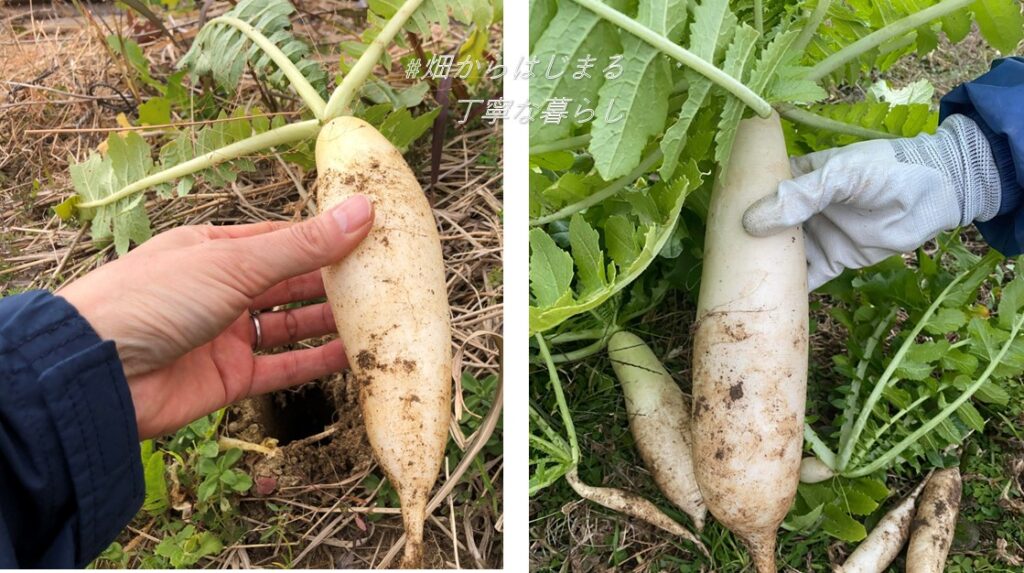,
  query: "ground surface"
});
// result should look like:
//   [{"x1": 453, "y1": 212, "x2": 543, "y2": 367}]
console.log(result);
[
  {"x1": 1, "y1": 1, "x2": 502, "y2": 568},
  {"x1": 529, "y1": 28, "x2": 1024, "y2": 573}
]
